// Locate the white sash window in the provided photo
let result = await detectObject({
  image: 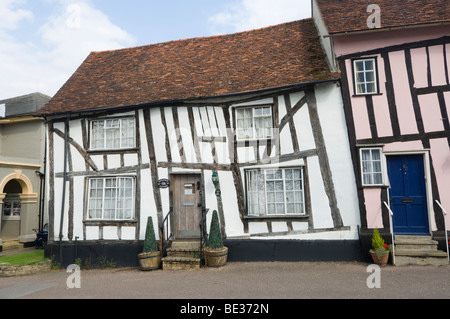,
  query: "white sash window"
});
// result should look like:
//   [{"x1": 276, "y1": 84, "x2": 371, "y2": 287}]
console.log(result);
[
  {"x1": 360, "y1": 148, "x2": 384, "y2": 186},
  {"x1": 90, "y1": 117, "x2": 136, "y2": 150},
  {"x1": 353, "y1": 58, "x2": 378, "y2": 95},
  {"x1": 88, "y1": 177, "x2": 135, "y2": 220},
  {"x1": 246, "y1": 167, "x2": 305, "y2": 216},
  {"x1": 236, "y1": 106, "x2": 273, "y2": 140}
]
